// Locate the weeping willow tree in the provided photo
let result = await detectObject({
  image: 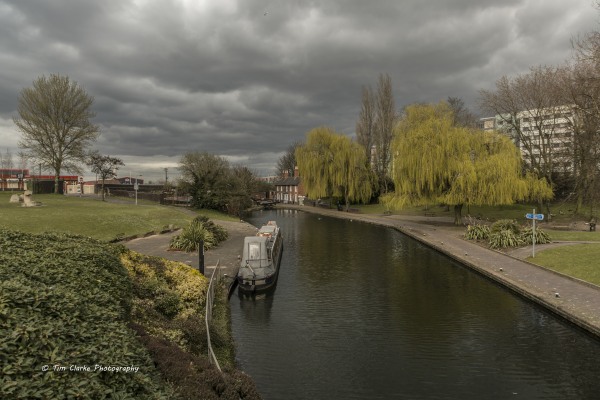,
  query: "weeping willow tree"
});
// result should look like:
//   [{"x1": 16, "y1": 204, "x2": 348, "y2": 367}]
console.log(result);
[
  {"x1": 384, "y1": 102, "x2": 553, "y2": 224},
  {"x1": 296, "y1": 127, "x2": 373, "y2": 209}
]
